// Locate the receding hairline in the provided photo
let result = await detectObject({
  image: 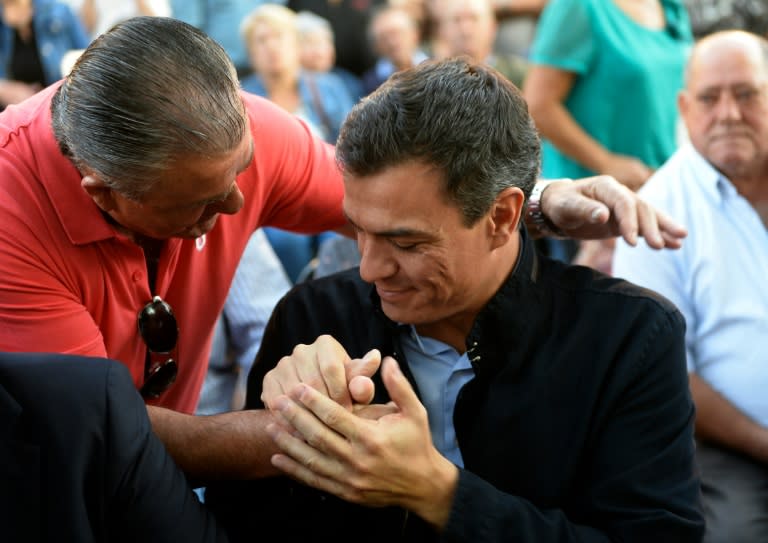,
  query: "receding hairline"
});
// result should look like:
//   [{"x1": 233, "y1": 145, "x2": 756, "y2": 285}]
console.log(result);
[{"x1": 685, "y1": 30, "x2": 768, "y2": 87}]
